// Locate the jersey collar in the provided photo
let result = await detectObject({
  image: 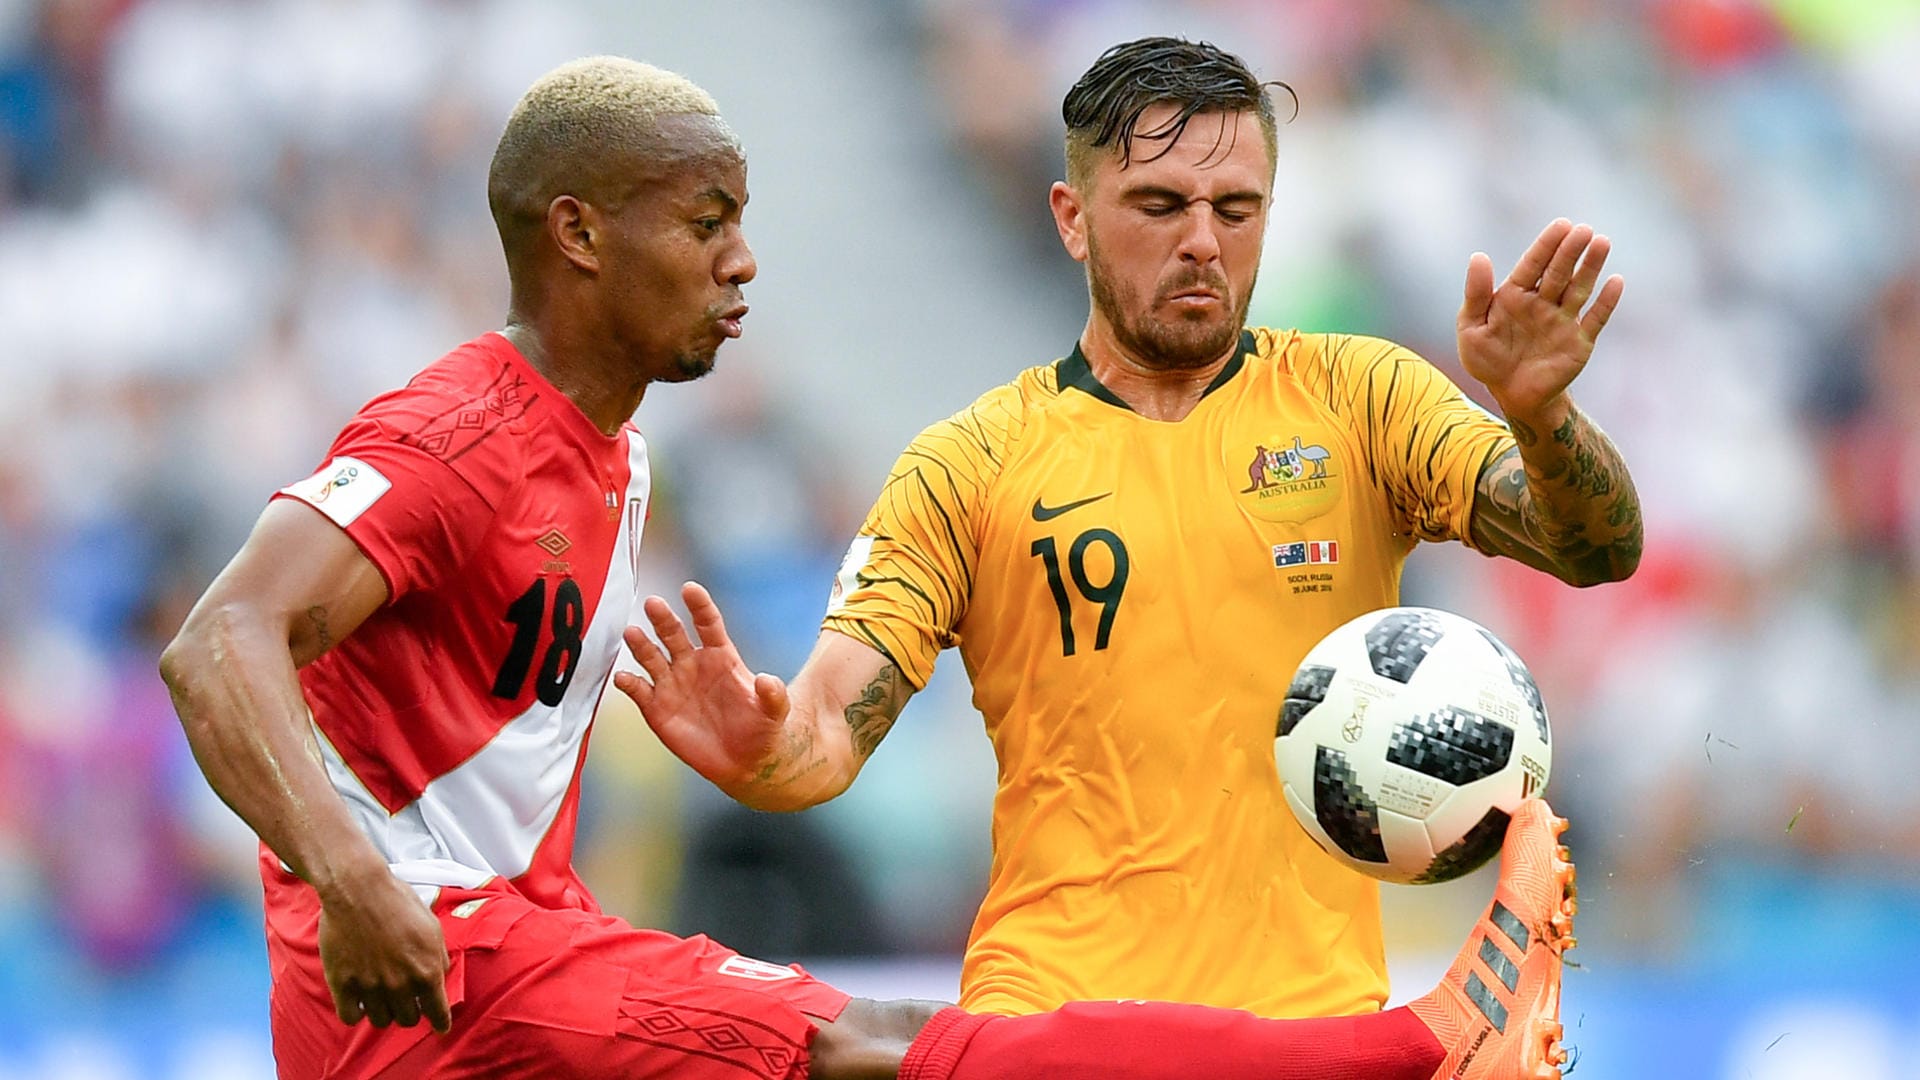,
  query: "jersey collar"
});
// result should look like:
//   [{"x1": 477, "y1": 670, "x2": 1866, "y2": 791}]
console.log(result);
[
  {"x1": 483, "y1": 330, "x2": 627, "y2": 449},
  {"x1": 1056, "y1": 330, "x2": 1256, "y2": 412}
]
